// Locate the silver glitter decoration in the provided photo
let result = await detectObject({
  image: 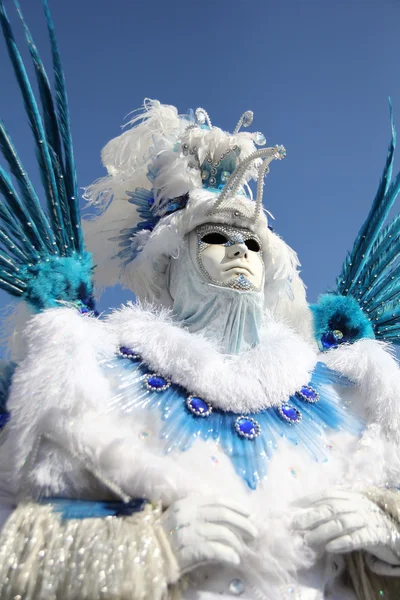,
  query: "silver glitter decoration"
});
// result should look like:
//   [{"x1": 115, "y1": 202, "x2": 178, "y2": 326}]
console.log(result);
[{"x1": 0, "y1": 502, "x2": 179, "y2": 600}]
